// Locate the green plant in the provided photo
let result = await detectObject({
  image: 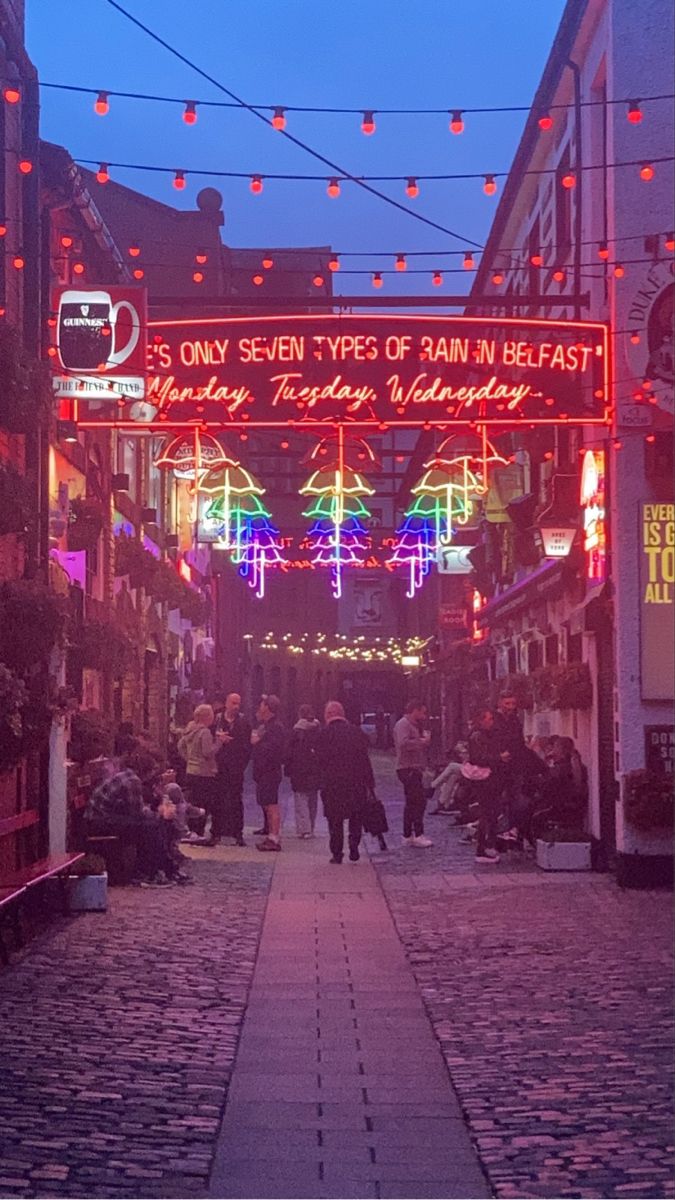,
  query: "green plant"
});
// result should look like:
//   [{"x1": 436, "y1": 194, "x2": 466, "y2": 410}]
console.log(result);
[
  {"x1": 533, "y1": 662, "x2": 593, "y2": 711},
  {"x1": 0, "y1": 663, "x2": 29, "y2": 772},
  {"x1": 74, "y1": 617, "x2": 135, "y2": 674},
  {"x1": 0, "y1": 461, "x2": 36, "y2": 537},
  {"x1": 69, "y1": 853, "x2": 107, "y2": 876},
  {"x1": 0, "y1": 579, "x2": 67, "y2": 672},
  {"x1": 624, "y1": 770, "x2": 674, "y2": 832},
  {"x1": 114, "y1": 533, "x2": 159, "y2": 587},
  {"x1": 69, "y1": 708, "x2": 114, "y2": 764},
  {"x1": 0, "y1": 323, "x2": 52, "y2": 433}
]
